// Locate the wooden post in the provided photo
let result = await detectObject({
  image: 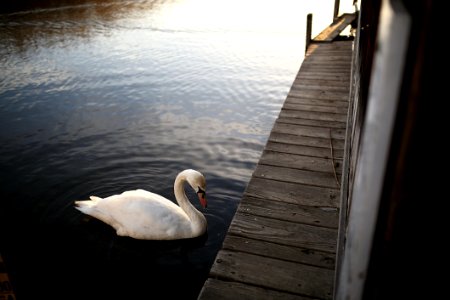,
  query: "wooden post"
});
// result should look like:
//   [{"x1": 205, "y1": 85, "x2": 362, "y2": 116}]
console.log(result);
[
  {"x1": 305, "y1": 13, "x2": 312, "y2": 53},
  {"x1": 0, "y1": 254, "x2": 16, "y2": 300},
  {"x1": 334, "y1": 0, "x2": 341, "y2": 20}
]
